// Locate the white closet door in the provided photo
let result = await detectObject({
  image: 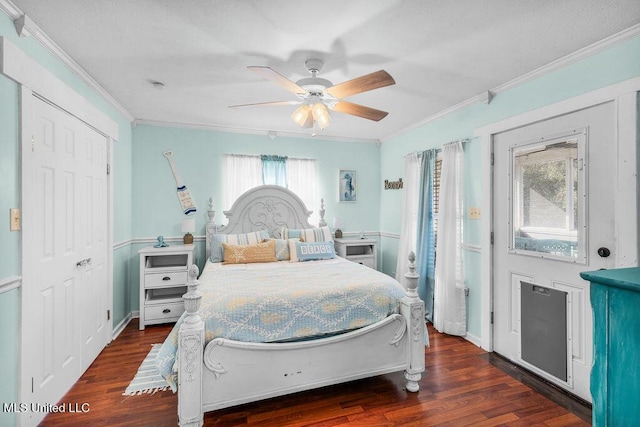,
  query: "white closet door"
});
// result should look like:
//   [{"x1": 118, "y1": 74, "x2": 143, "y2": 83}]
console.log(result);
[
  {"x1": 21, "y1": 95, "x2": 110, "y2": 426},
  {"x1": 77, "y1": 121, "x2": 110, "y2": 372}
]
